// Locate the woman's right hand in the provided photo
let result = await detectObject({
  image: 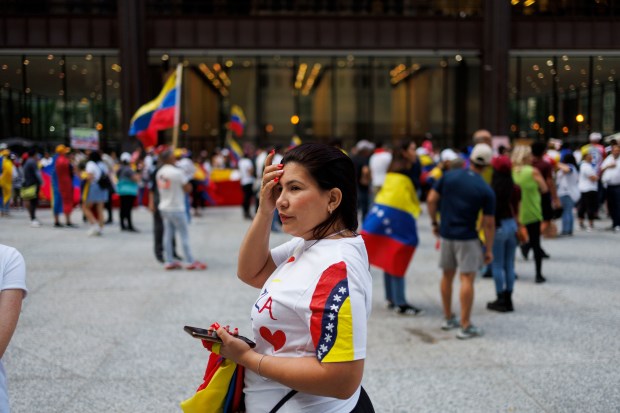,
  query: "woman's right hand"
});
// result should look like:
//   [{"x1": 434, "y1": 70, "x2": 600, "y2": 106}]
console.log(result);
[{"x1": 257, "y1": 150, "x2": 284, "y2": 215}]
